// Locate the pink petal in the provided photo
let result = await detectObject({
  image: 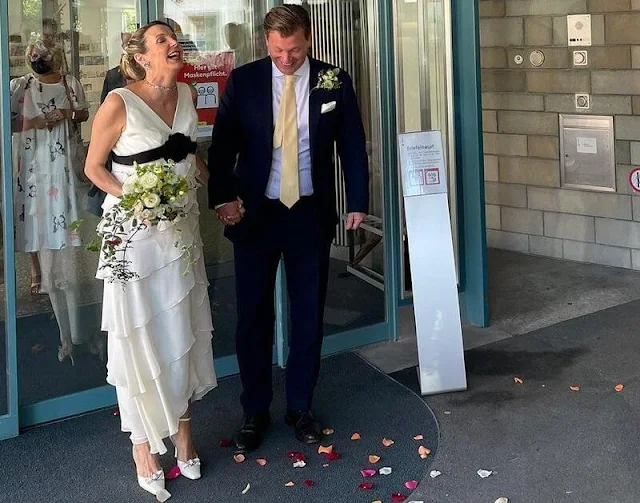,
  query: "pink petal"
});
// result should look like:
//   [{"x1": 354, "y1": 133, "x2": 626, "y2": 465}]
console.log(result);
[
  {"x1": 404, "y1": 480, "x2": 419, "y2": 490},
  {"x1": 361, "y1": 469, "x2": 377, "y2": 478},
  {"x1": 112, "y1": 409, "x2": 120, "y2": 416},
  {"x1": 165, "y1": 466, "x2": 181, "y2": 480},
  {"x1": 359, "y1": 483, "x2": 374, "y2": 490},
  {"x1": 391, "y1": 493, "x2": 408, "y2": 502}
]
